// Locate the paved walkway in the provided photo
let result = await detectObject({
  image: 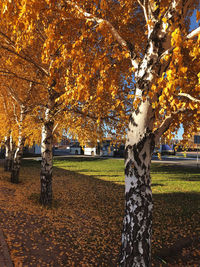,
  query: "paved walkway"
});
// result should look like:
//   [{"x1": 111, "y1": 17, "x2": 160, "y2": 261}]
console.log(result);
[{"x1": 0, "y1": 229, "x2": 13, "y2": 267}]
